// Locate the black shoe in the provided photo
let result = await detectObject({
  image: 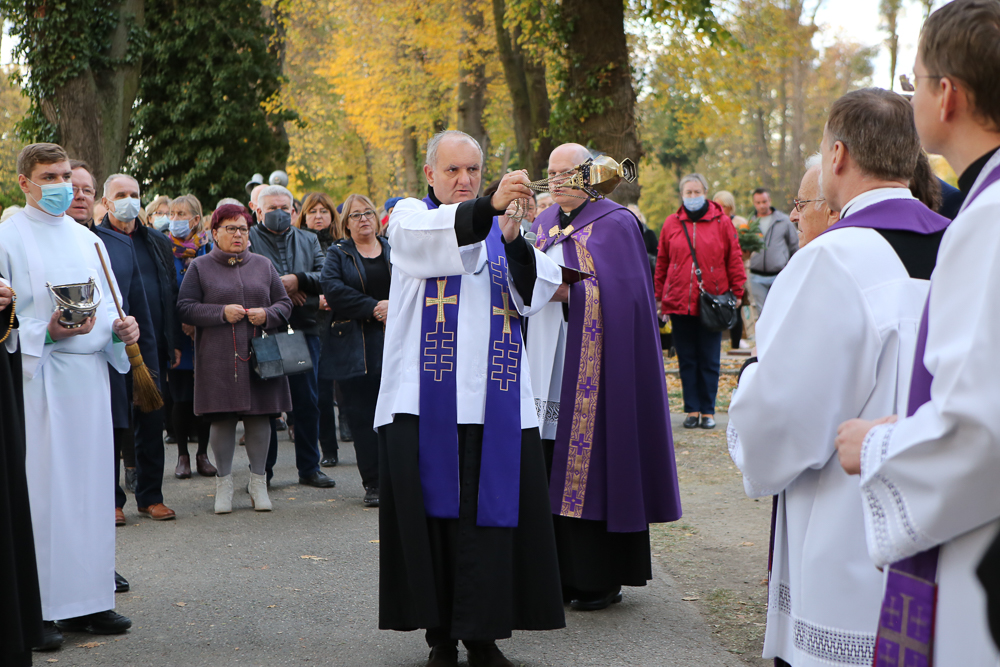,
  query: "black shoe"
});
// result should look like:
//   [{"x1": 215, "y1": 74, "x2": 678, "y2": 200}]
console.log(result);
[
  {"x1": 320, "y1": 454, "x2": 338, "y2": 467},
  {"x1": 700, "y1": 415, "x2": 716, "y2": 429},
  {"x1": 115, "y1": 571, "x2": 130, "y2": 593},
  {"x1": 427, "y1": 642, "x2": 459, "y2": 667},
  {"x1": 570, "y1": 587, "x2": 623, "y2": 611},
  {"x1": 57, "y1": 610, "x2": 132, "y2": 635},
  {"x1": 682, "y1": 415, "x2": 700, "y2": 429},
  {"x1": 33, "y1": 621, "x2": 63, "y2": 651},
  {"x1": 298, "y1": 471, "x2": 336, "y2": 488},
  {"x1": 164, "y1": 434, "x2": 177, "y2": 444},
  {"x1": 364, "y1": 486, "x2": 380, "y2": 507},
  {"x1": 464, "y1": 640, "x2": 514, "y2": 667},
  {"x1": 275, "y1": 417, "x2": 287, "y2": 431},
  {"x1": 124, "y1": 467, "x2": 137, "y2": 493}
]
